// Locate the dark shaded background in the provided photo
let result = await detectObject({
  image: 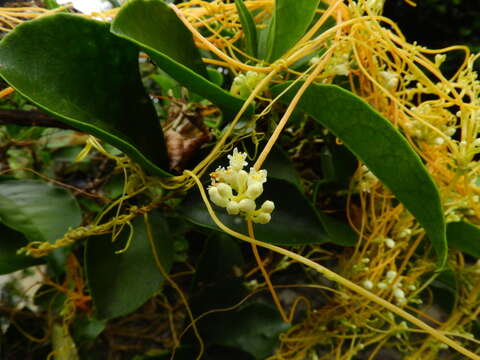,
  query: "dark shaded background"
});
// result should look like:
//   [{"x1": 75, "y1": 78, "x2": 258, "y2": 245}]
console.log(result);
[{"x1": 384, "y1": 0, "x2": 480, "y2": 51}]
